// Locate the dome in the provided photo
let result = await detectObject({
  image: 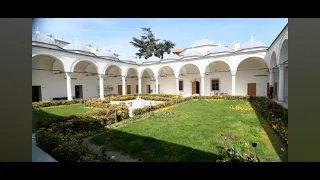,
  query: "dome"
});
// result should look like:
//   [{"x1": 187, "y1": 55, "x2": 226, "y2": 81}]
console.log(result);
[
  {"x1": 32, "y1": 27, "x2": 55, "y2": 45},
  {"x1": 64, "y1": 39, "x2": 93, "y2": 53},
  {"x1": 238, "y1": 35, "x2": 267, "y2": 51},
  {"x1": 181, "y1": 48, "x2": 203, "y2": 57},
  {"x1": 145, "y1": 53, "x2": 161, "y2": 63},
  {"x1": 96, "y1": 49, "x2": 118, "y2": 59},
  {"x1": 163, "y1": 49, "x2": 180, "y2": 60},
  {"x1": 207, "y1": 41, "x2": 232, "y2": 55},
  {"x1": 190, "y1": 37, "x2": 217, "y2": 47}
]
